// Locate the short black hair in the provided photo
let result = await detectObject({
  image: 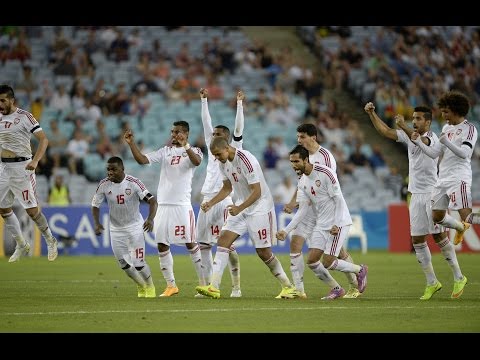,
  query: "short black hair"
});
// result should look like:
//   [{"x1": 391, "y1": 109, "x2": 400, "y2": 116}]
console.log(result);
[
  {"x1": 289, "y1": 144, "x2": 309, "y2": 160},
  {"x1": 414, "y1": 106, "x2": 432, "y2": 121},
  {"x1": 0, "y1": 84, "x2": 15, "y2": 99},
  {"x1": 296, "y1": 123, "x2": 317, "y2": 137},
  {"x1": 173, "y1": 120, "x2": 189, "y2": 132},
  {"x1": 214, "y1": 125, "x2": 230, "y2": 137},
  {"x1": 107, "y1": 156, "x2": 124, "y2": 168}
]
